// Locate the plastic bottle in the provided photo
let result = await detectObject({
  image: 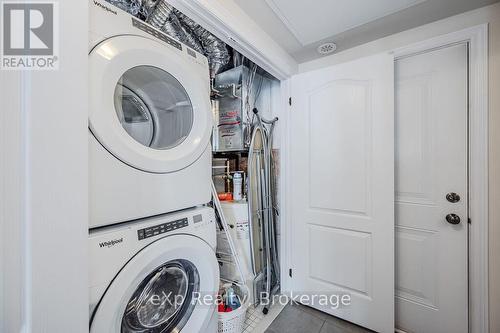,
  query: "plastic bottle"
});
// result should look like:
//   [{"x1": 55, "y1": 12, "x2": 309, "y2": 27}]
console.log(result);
[
  {"x1": 226, "y1": 286, "x2": 241, "y2": 309},
  {"x1": 232, "y1": 172, "x2": 243, "y2": 201}
]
